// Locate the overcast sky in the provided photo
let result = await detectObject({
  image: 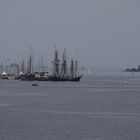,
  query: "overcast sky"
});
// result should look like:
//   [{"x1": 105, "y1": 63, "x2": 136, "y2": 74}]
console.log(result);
[{"x1": 0, "y1": 0, "x2": 140, "y2": 68}]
